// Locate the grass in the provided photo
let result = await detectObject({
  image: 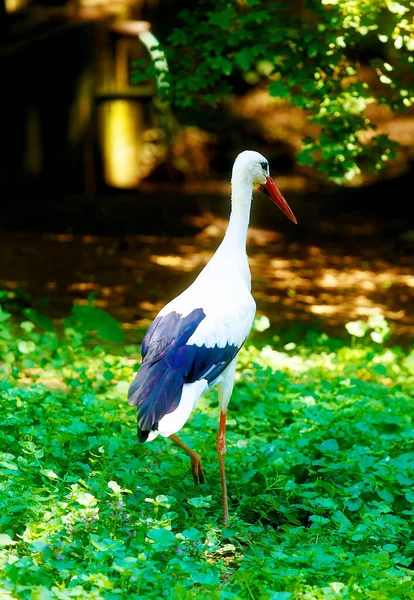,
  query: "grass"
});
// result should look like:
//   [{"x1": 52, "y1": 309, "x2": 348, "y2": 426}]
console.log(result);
[{"x1": 0, "y1": 299, "x2": 413, "y2": 599}]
